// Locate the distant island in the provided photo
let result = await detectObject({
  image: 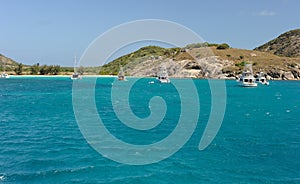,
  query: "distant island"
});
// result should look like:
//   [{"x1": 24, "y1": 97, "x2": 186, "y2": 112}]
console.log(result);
[{"x1": 1, "y1": 29, "x2": 300, "y2": 80}]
